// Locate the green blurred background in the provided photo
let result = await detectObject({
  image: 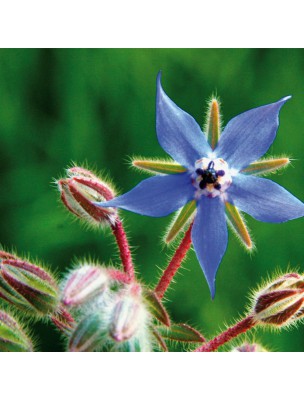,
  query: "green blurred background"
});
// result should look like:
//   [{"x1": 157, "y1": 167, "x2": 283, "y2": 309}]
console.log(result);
[{"x1": 0, "y1": 49, "x2": 303, "y2": 351}]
